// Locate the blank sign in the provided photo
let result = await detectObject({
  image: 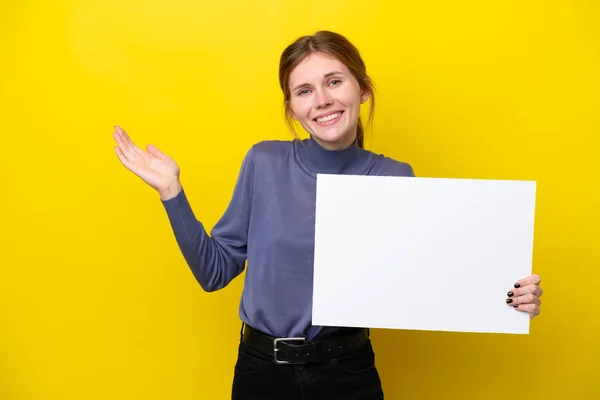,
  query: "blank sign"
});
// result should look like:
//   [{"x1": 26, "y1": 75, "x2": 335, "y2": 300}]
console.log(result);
[{"x1": 312, "y1": 175, "x2": 536, "y2": 334}]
